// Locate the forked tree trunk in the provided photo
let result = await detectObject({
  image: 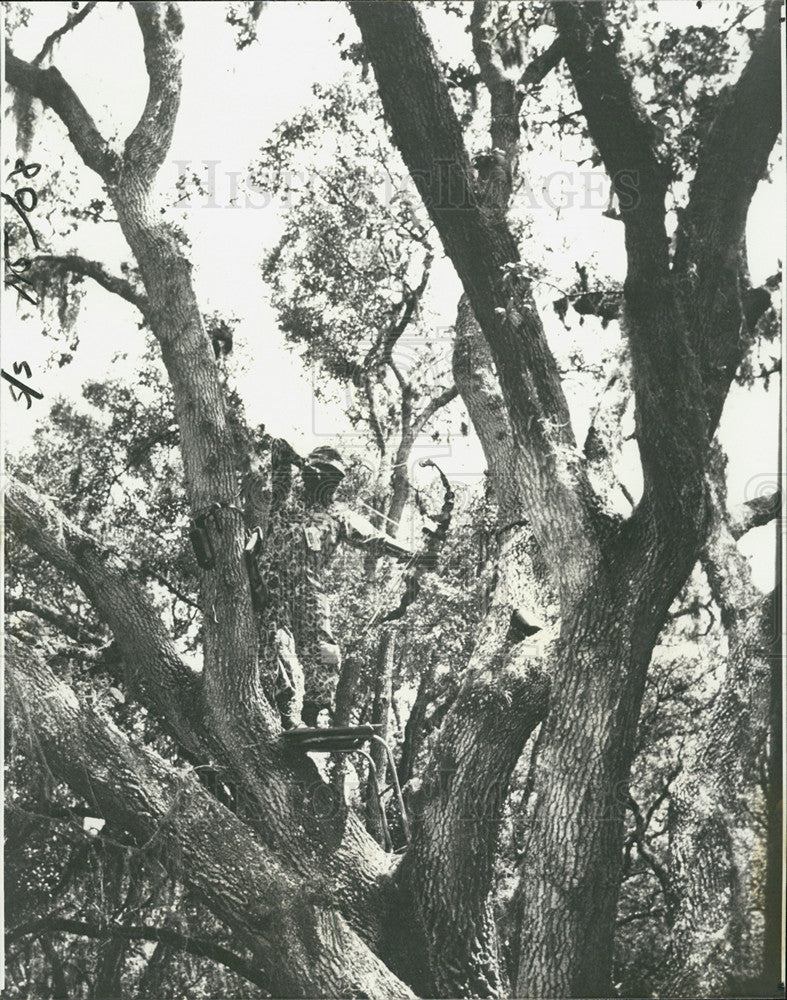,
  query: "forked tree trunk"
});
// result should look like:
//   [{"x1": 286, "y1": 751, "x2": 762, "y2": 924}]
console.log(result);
[
  {"x1": 5, "y1": 9, "x2": 405, "y2": 983},
  {"x1": 387, "y1": 292, "x2": 556, "y2": 997}
]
